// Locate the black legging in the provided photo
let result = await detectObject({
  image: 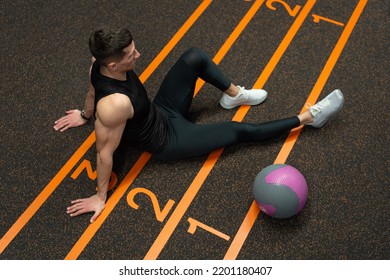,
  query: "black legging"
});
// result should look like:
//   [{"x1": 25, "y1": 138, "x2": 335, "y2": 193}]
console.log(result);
[{"x1": 153, "y1": 48, "x2": 300, "y2": 161}]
